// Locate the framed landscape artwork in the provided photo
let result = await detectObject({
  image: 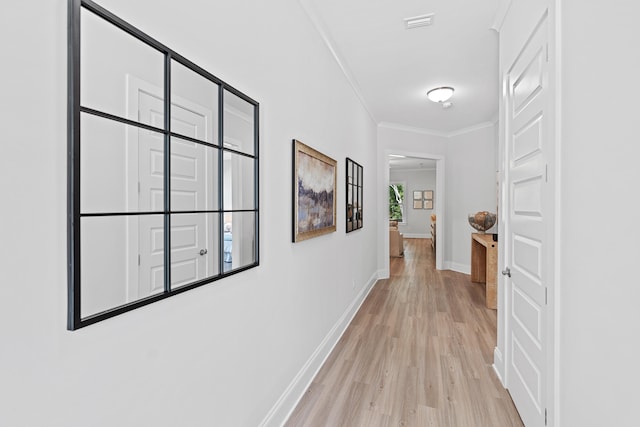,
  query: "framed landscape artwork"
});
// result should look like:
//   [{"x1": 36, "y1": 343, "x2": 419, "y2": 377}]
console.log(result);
[
  {"x1": 346, "y1": 157, "x2": 363, "y2": 233},
  {"x1": 292, "y1": 140, "x2": 337, "y2": 242}
]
